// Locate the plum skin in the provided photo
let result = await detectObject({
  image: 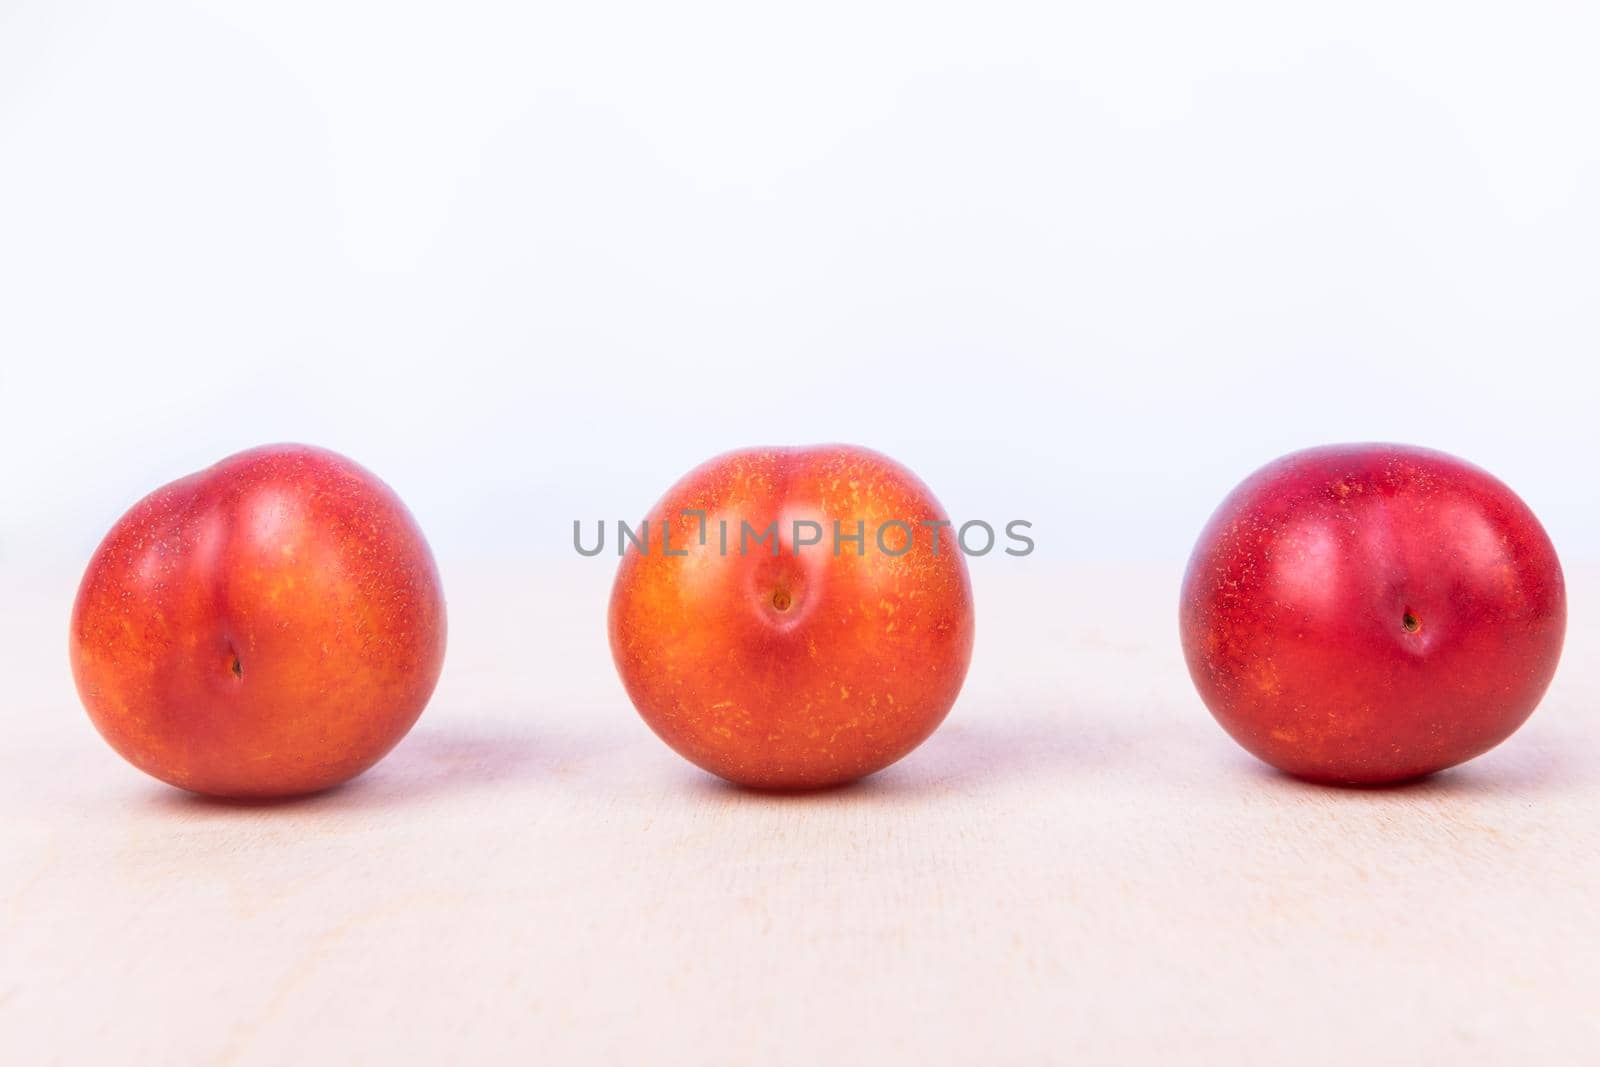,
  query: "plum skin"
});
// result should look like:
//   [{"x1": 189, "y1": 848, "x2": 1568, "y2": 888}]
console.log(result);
[
  {"x1": 609, "y1": 445, "x2": 975, "y2": 790},
  {"x1": 70, "y1": 444, "x2": 447, "y2": 798},
  {"x1": 1179, "y1": 443, "x2": 1565, "y2": 785}
]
